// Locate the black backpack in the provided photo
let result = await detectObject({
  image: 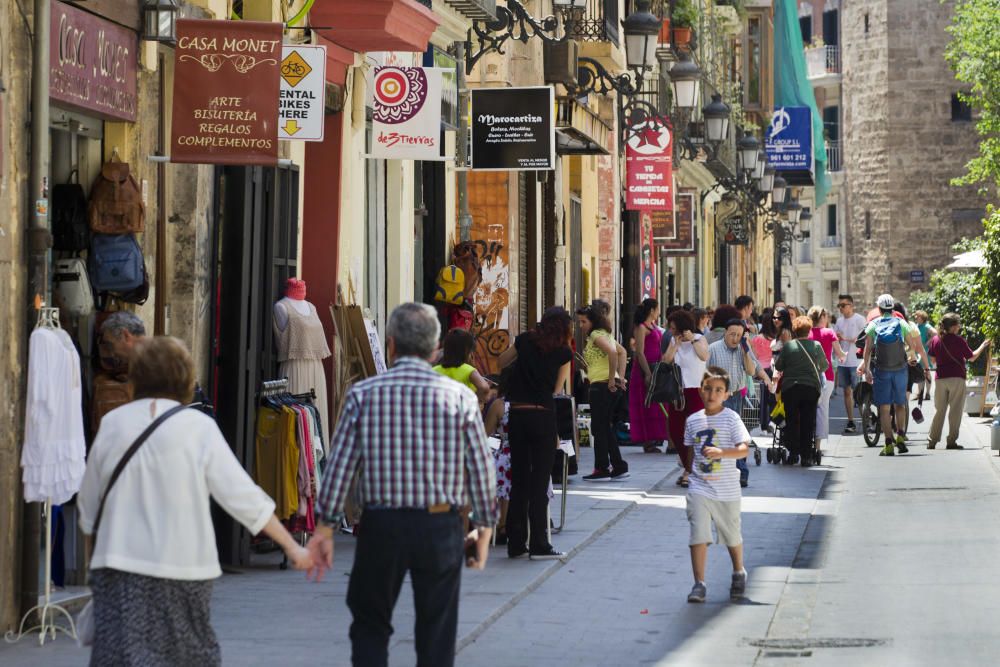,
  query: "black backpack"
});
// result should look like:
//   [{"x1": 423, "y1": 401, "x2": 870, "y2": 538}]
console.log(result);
[
  {"x1": 645, "y1": 362, "x2": 685, "y2": 410},
  {"x1": 52, "y1": 183, "x2": 90, "y2": 252}
]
